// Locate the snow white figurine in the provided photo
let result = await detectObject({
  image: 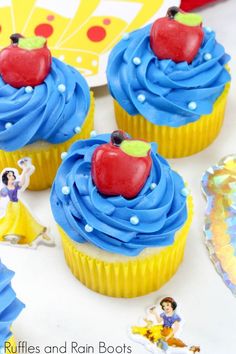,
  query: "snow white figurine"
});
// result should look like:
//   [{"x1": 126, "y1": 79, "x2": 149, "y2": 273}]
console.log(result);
[
  {"x1": 131, "y1": 297, "x2": 200, "y2": 353},
  {"x1": 0, "y1": 157, "x2": 49, "y2": 246}
]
